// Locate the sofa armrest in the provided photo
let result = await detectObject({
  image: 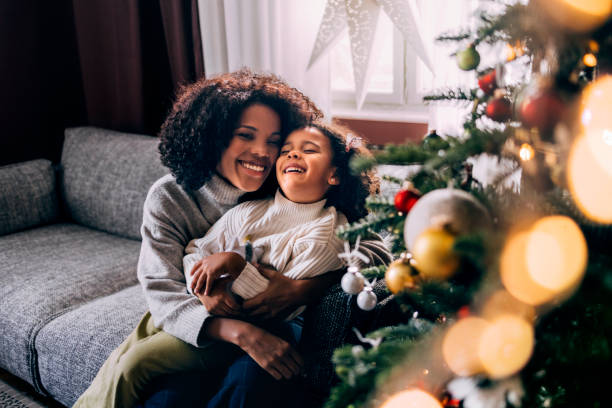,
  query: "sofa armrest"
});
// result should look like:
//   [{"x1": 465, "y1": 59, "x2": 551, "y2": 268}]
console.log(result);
[{"x1": 0, "y1": 159, "x2": 59, "y2": 236}]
